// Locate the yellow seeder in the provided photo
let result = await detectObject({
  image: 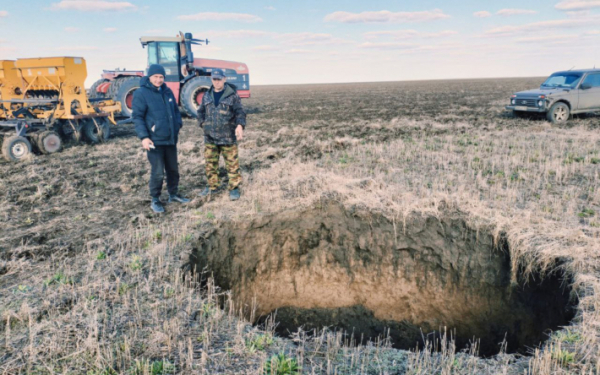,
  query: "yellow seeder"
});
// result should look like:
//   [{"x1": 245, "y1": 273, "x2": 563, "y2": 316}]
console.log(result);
[
  {"x1": 0, "y1": 57, "x2": 122, "y2": 160},
  {"x1": 0, "y1": 60, "x2": 22, "y2": 119}
]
